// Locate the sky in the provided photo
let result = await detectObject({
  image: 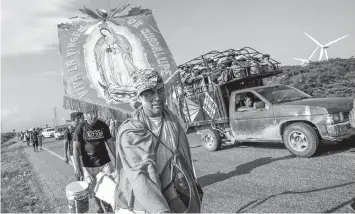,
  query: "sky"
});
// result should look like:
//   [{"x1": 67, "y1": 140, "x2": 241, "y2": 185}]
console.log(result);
[{"x1": 1, "y1": 0, "x2": 355, "y2": 132}]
